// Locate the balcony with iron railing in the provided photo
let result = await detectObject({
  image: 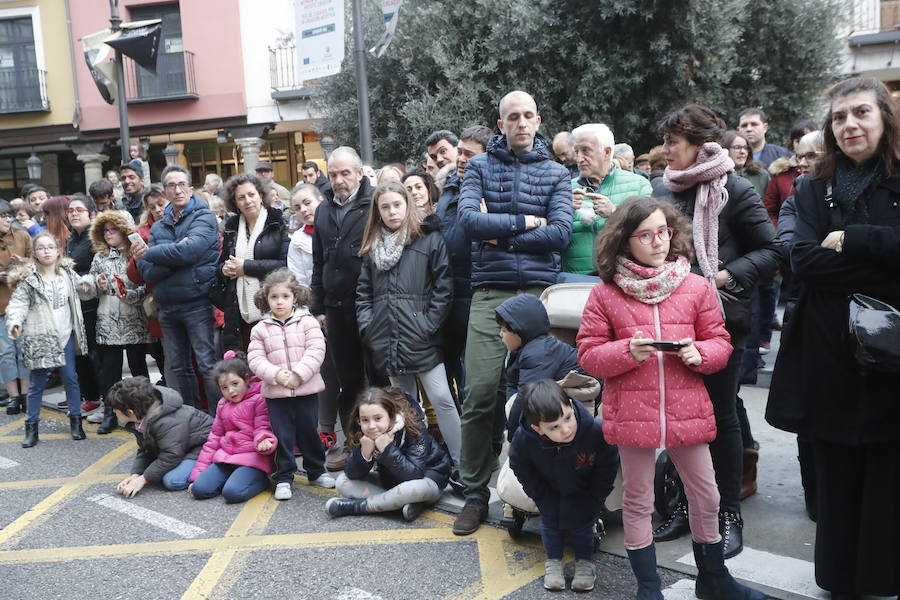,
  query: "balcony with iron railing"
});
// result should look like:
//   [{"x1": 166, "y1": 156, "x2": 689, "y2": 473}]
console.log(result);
[
  {"x1": 123, "y1": 51, "x2": 198, "y2": 104},
  {"x1": 269, "y1": 45, "x2": 318, "y2": 101},
  {"x1": 0, "y1": 67, "x2": 49, "y2": 114},
  {"x1": 848, "y1": 0, "x2": 900, "y2": 45}
]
